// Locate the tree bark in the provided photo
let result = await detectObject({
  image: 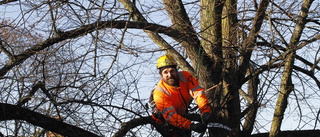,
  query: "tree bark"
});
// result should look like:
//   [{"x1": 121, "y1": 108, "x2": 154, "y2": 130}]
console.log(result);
[
  {"x1": 269, "y1": 51, "x2": 295, "y2": 137},
  {"x1": 221, "y1": 0, "x2": 240, "y2": 136}
]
